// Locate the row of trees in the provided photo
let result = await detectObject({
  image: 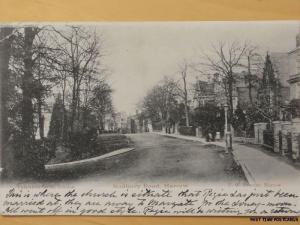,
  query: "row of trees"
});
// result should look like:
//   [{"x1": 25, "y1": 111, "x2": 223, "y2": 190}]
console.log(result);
[
  {"x1": 0, "y1": 25, "x2": 114, "y2": 178},
  {"x1": 140, "y1": 41, "x2": 288, "y2": 136}
]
